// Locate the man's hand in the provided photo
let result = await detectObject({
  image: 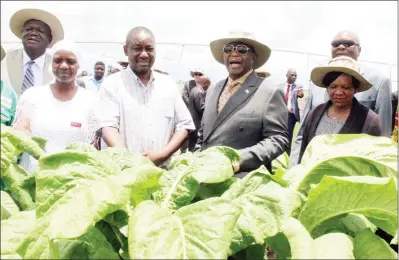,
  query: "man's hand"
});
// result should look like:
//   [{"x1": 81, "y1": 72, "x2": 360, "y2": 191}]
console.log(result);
[
  {"x1": 297, "y1": 88, "x2": 304, "y2": 98},
  {"x1": 142, "y1": 151, "x2": 167, "y2": 166},
  {"x1": 232, "y1": 161, "x2": 240, "y2": 173}
]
